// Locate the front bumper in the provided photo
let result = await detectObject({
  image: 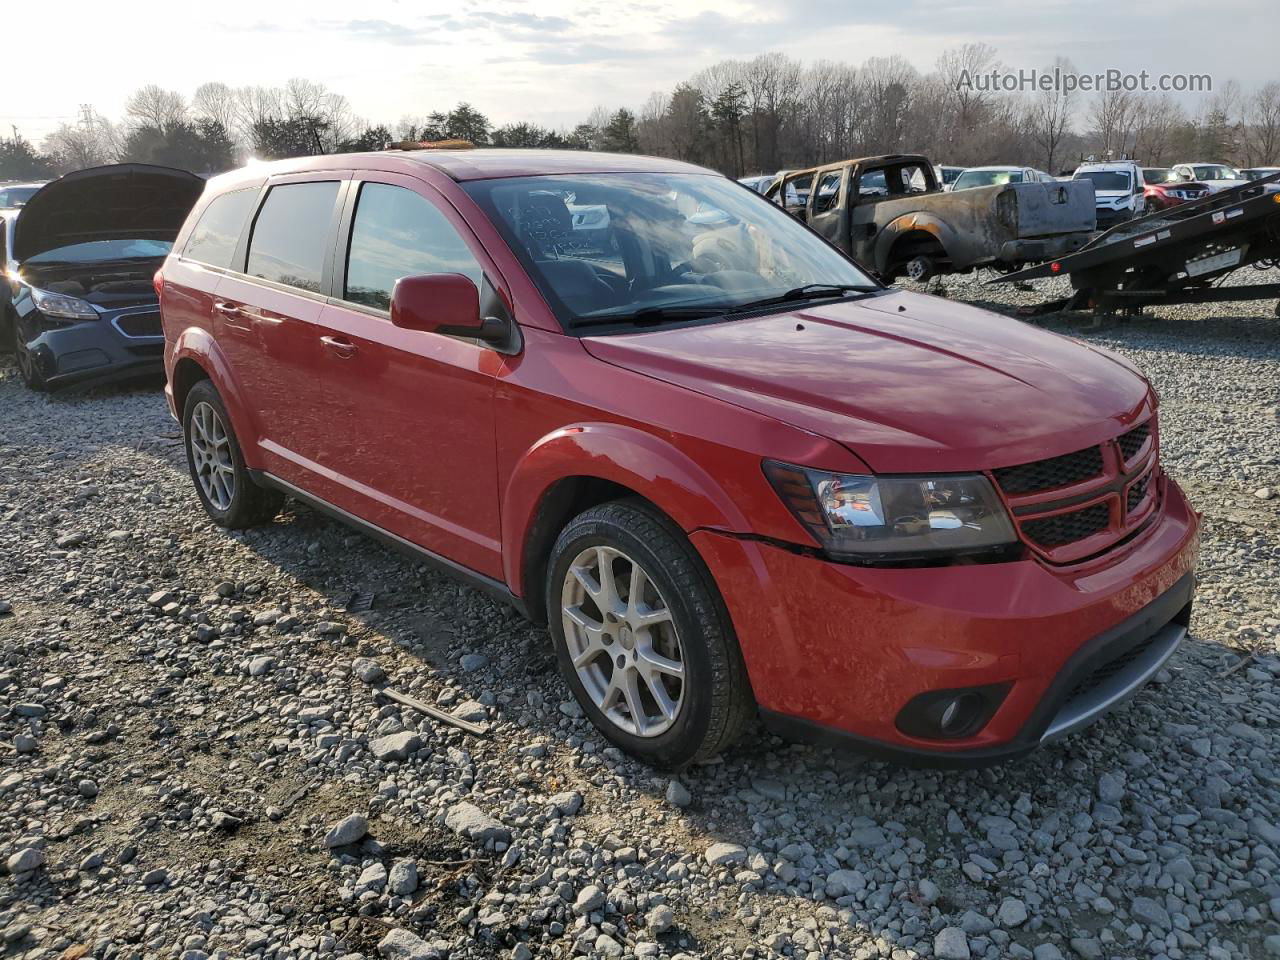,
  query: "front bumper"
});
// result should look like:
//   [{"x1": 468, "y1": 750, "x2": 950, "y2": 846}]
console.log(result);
[
  {"x1": 998, "y1": 231, "x2": 1093, "y2": 264},
  {"x1": 16, "y1": 307, "x2": 164, "y2": 389},
  {"x1": 1095, "y1": 207, "x2": 1135, "y2": 229},
  {"x1": 692, "y1": 478, "x2": 1199, "y2": 766}
]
